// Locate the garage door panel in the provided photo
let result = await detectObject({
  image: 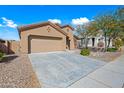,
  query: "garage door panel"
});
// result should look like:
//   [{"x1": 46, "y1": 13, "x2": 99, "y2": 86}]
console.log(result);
[{"x1": 30, "y1": 36, "x2": 64, "y2": 53}]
